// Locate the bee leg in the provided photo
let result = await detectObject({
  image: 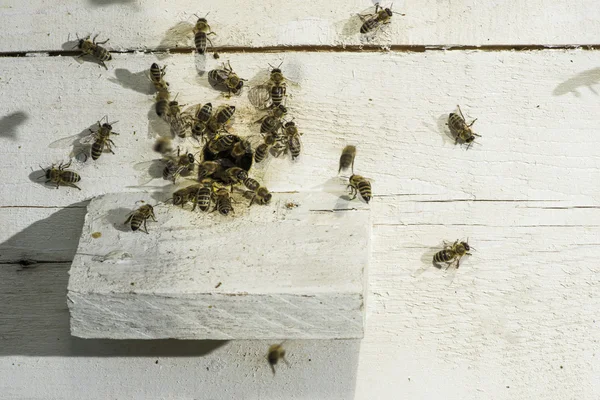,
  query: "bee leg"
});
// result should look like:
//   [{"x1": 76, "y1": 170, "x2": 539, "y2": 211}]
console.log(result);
[
  {"x1": 100, "y1": 61, "x2": 108, "y2": 70},
  {"x1": 69, "y1": 183, "x2": 82, "y2": 190},
  {"x1": 142, "y1": 219, "x2": 150, "y2": 234},
  {"x1": 95, "y1": 36, "x2": 110, "y2": 45},
  {"x1": 467, "y1": 118, "x2": 478, "y2": 127}
]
